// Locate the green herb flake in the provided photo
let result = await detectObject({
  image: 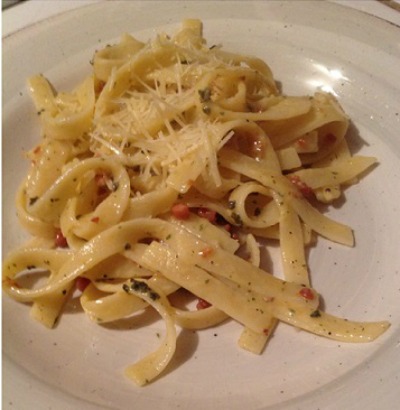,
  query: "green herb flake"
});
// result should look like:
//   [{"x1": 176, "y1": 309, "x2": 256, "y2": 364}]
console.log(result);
[
  {"x1": 310, "y1": 309, "x2": 321, "y2": 318},
  {"x1": 202, "y1": 105, "x2": 211, "y2": 115},
  {"x1": 231, "y1": 212, "x2": 243, "y2": 226},
  {"x1": 198, "y1": 87, "x2": 211, "y2": 102},
  {"x1": 123, "y1": 279, "x2": 160, "y2": 301},
  {"x1": 29, "y1": 197, "x2": 39, "y2": 206},
  {"x1": 228, "y1": 200, "x2": 236, "y2": 210}
]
